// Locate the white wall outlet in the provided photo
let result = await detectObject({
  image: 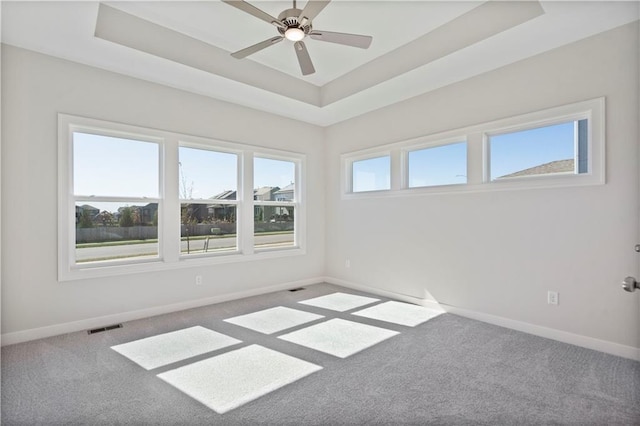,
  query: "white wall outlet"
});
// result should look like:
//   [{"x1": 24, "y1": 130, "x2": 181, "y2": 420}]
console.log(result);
[
  {"x1": 195, "y1": 275, "x2": 203, "y2": 285},
  {"x1": 345, "y1": 259, "x2": 351, "y2": 268},
  {"x1": 547, "y1": 291, "x2": 559, "y2": 305}
]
